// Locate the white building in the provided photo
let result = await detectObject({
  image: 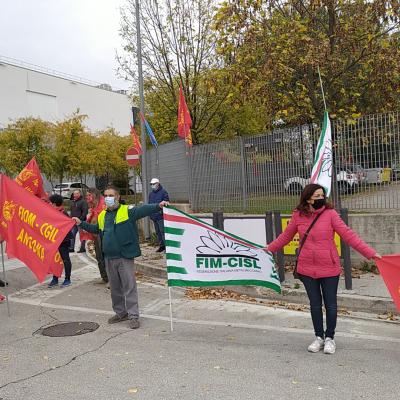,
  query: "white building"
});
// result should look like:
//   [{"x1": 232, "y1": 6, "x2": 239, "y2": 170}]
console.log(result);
[{"x1": 0, "y1": 55, "x2": 133, "y2": 133}]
